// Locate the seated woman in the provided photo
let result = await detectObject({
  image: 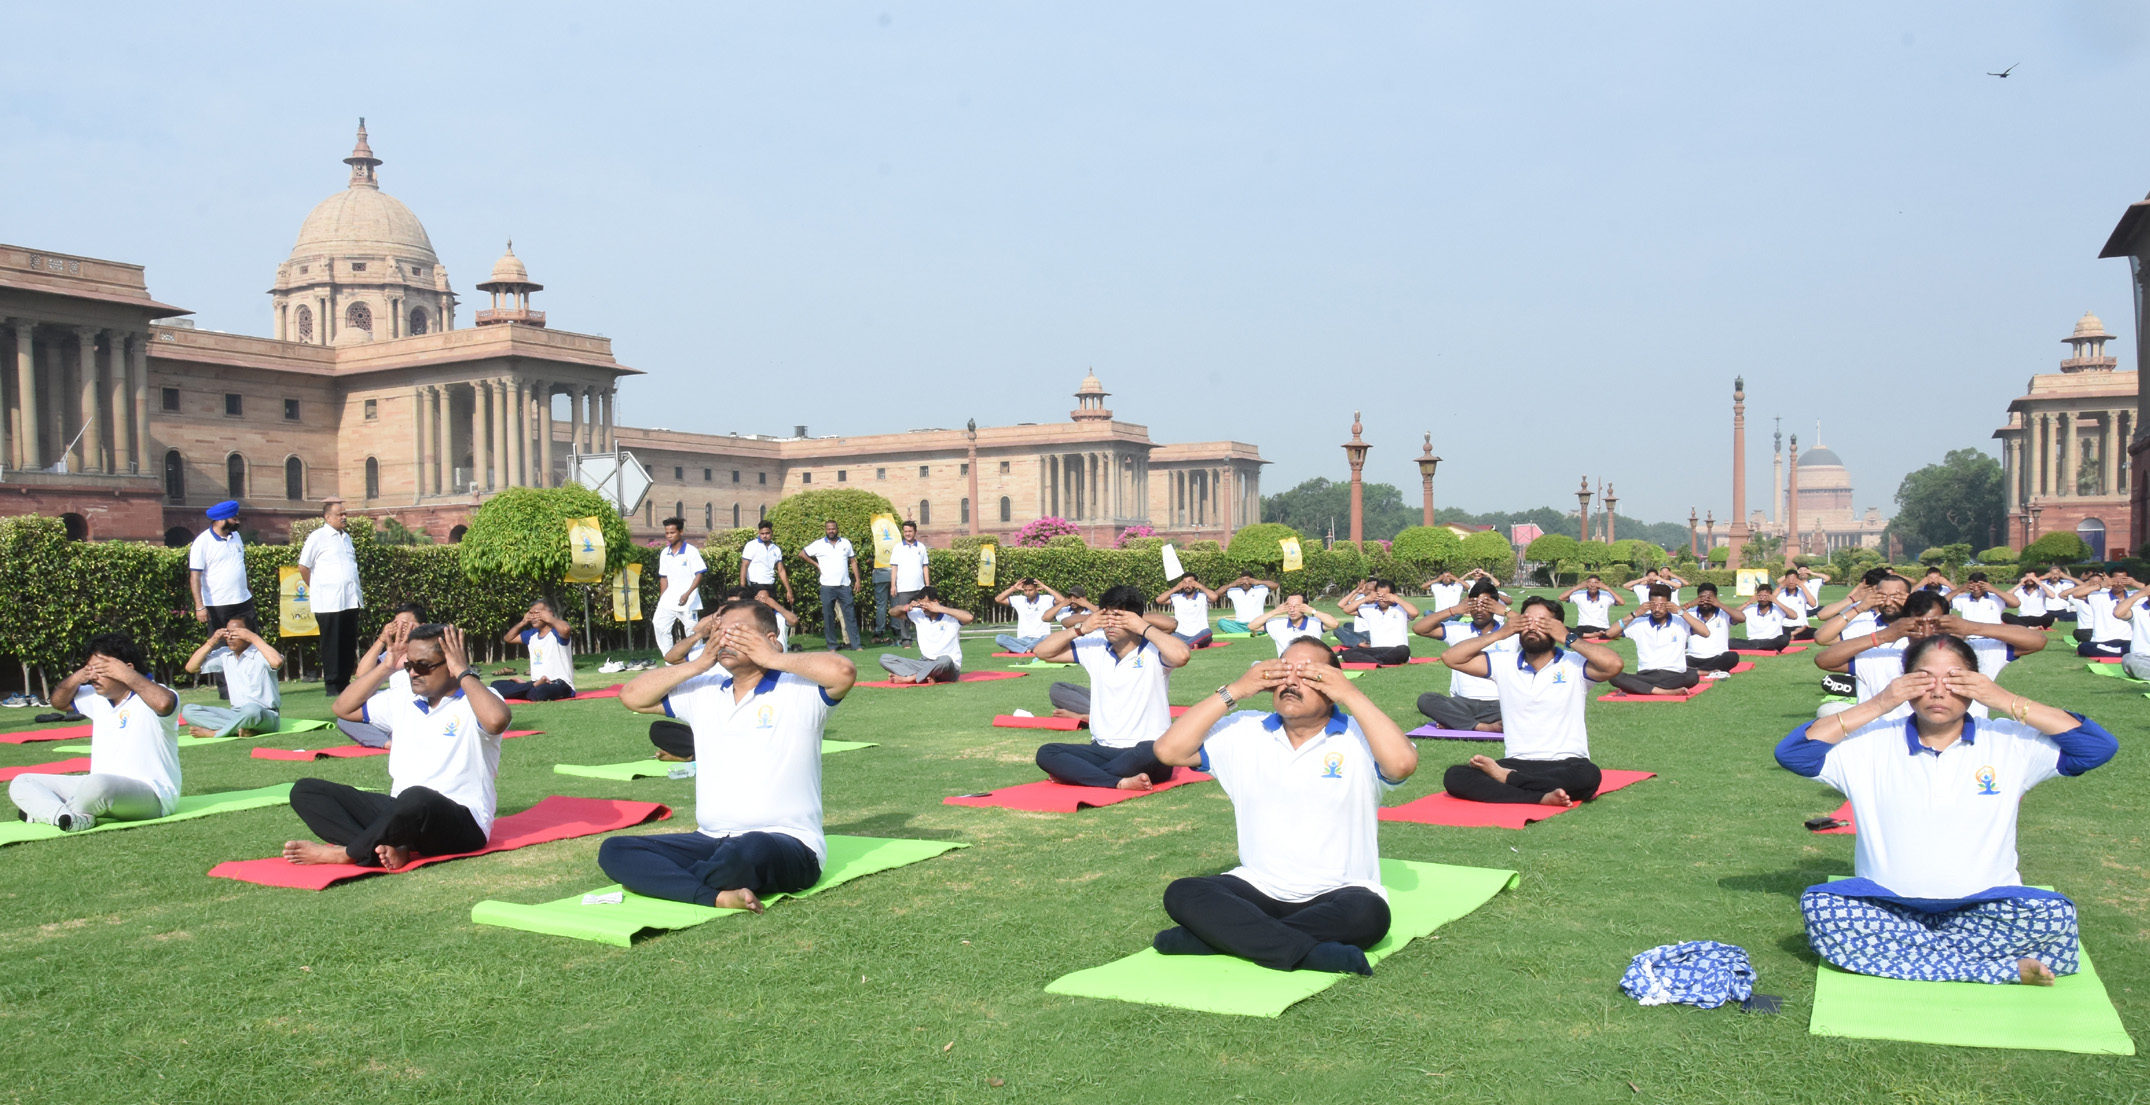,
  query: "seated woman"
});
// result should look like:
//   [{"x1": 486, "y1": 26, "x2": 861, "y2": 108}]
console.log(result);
[
  {"x1": 1775, "y1": 635, "x2": 2117, "y2": 985},
  {"x1": 490, "y1": 599, "x2": 577, "y2": 701},
  {"x1": 180, "y1": 617, "x2": 284, "y2": 737},
  {"x1": 8, "y1": 634, "x2": 180, "y2": 832}
]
